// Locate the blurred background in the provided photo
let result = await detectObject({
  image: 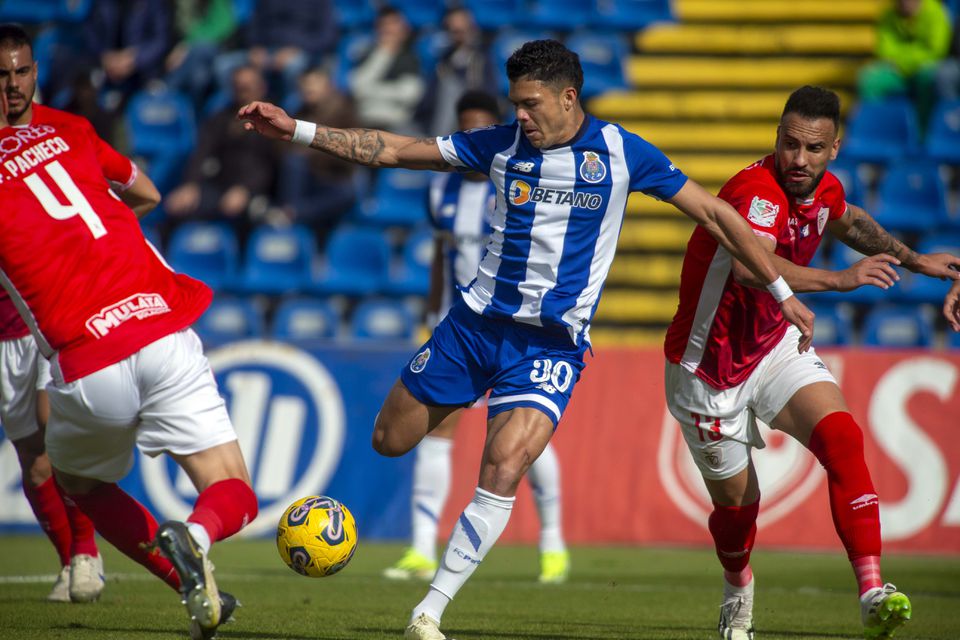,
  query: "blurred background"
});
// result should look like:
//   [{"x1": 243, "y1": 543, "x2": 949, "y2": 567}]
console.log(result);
[{"x1": 0, "y1": 0, "x2": 958, "y2": 555}]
